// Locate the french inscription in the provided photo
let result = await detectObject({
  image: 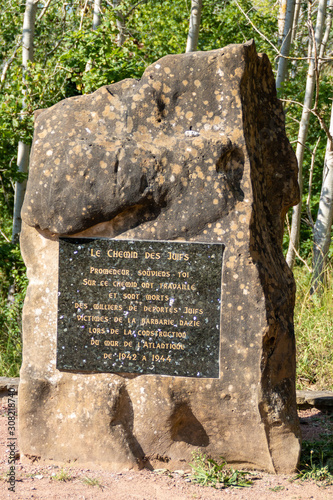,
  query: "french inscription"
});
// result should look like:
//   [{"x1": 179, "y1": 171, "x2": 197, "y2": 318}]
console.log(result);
[{"x1": 57, "y1": 239, "x2": 224, "y2": 378}]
